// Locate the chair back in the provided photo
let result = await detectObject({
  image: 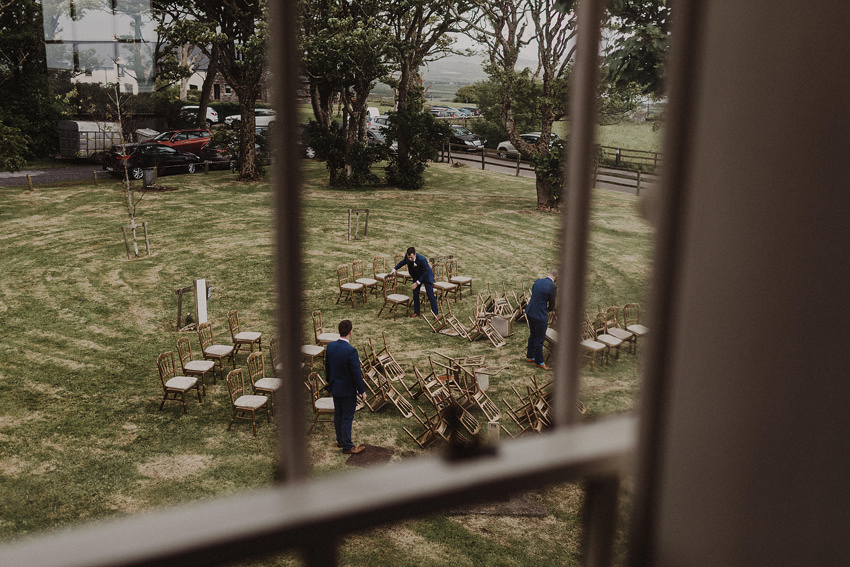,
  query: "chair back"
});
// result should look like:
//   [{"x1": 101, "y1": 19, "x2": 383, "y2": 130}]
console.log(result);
[
  {"x1": 307, "y1": 371, "x2": 325, "y2": 403},
  {"x1": 372, "y1": 255, "x2": 385, "y2": 277},
  {"x1": 312, "y1": 310, "x2": 323, "y2": 340},
  {"x1": 445, "y1": 258, "x2": 457, "y2": 279},
  {"x1": 352, "y1": 259, "x2": 365, "y2": 279},
  {"x1": 623, "y1": 302, "x2": 641, "y2": 326},
  {"x1": 247, "y1": 351, "x2": 265, "y2": 386},
  {"x1": 605, "y1": 305, "x2": 622, "y2": 329},
  {"x1": 433, "y1": 262, "x2": 445, "y2": 280},
  {"x1": 581, "y1": 320, "x2": 597, "y2": 341},
  {"x1": 176, "y1": 337, "x2": 194, "y2": 370},
  {"x1": 198, "y1": 321, "x2": 214, "y2": 350},
  {"x1": 269, "y1": 337, "x2": 280, "y2": 371},
  {"x1": 225, "y1": 368, "x2": 245, "y2": 406},
  {"x1": 157, "y1": 351, "x2": 176, "y2": 386},
  {"x1": 337, "y1": 264, "x2": 350, "y2": 285},
  {"x1": 381, "y1": 276, "x2": 396, "y2": 299},
  {"x1": 592, "y1": 312, "x2": 608, "y2": 336},
  {"x1": 227, "y1": 310, "x2": 240, "y2": 340}
]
